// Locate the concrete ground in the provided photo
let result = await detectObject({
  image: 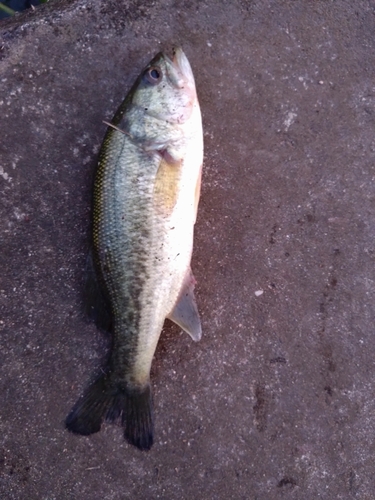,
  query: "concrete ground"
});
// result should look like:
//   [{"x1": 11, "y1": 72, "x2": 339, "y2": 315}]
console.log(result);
[{"x1": 1, "y1": 0, "x2": 375, "y2": 498}]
